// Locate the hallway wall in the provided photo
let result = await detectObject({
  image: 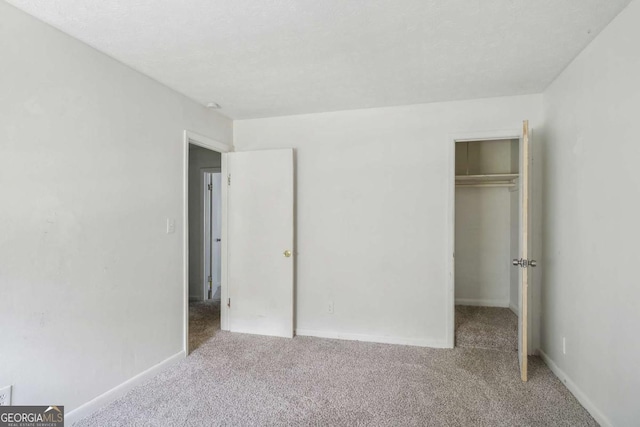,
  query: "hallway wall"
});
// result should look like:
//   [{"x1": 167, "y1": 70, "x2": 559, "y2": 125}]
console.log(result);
[{"x1": 188, "y1": 146, "x2": 221, "y2": 301}]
